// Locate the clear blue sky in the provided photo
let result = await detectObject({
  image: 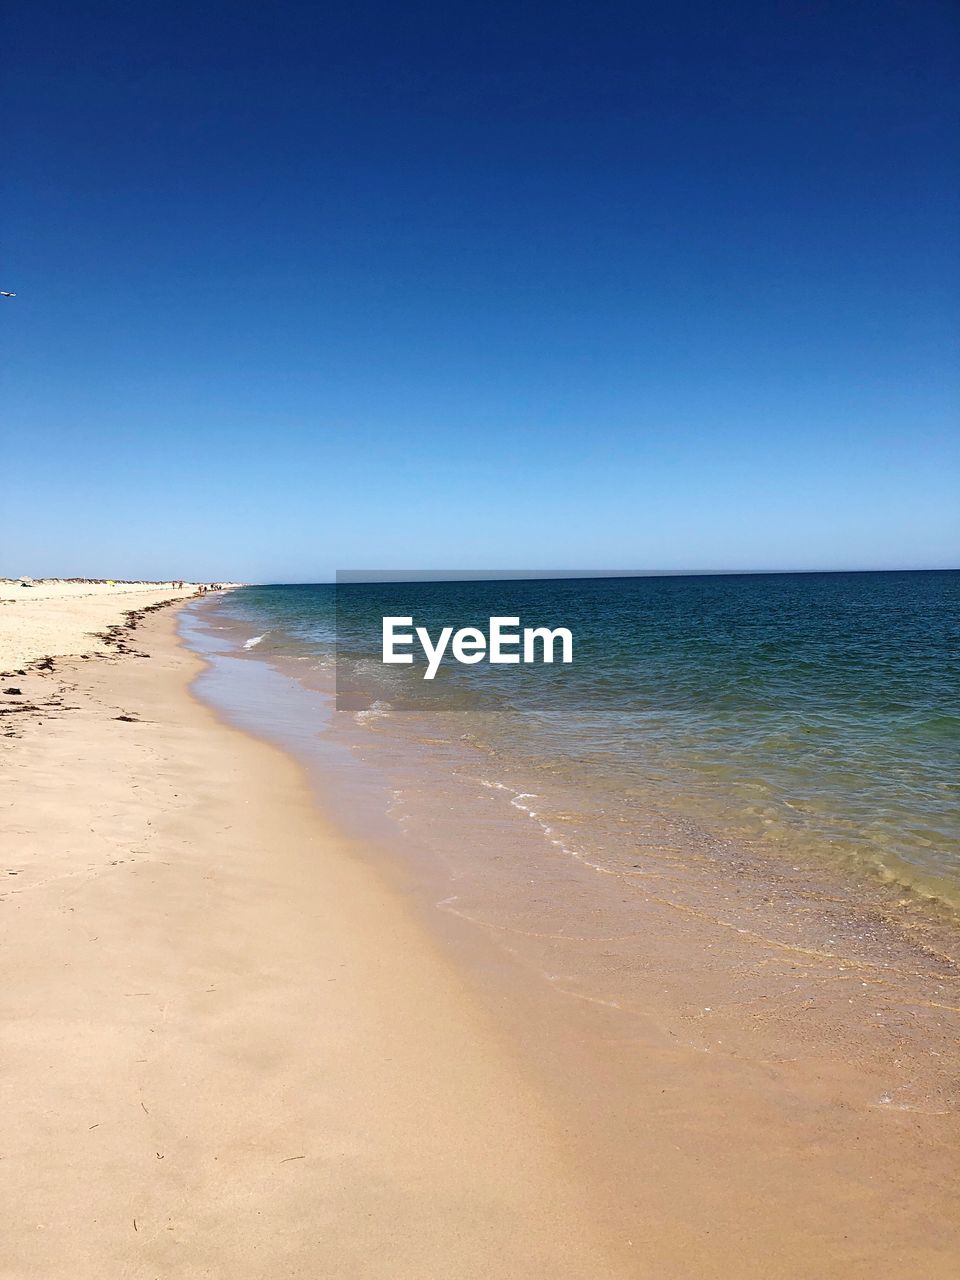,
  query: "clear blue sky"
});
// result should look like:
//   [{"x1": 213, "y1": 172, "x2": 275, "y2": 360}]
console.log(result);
[{"x1": 2, "y1": 1, "x2": 957, "y2": 581}]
